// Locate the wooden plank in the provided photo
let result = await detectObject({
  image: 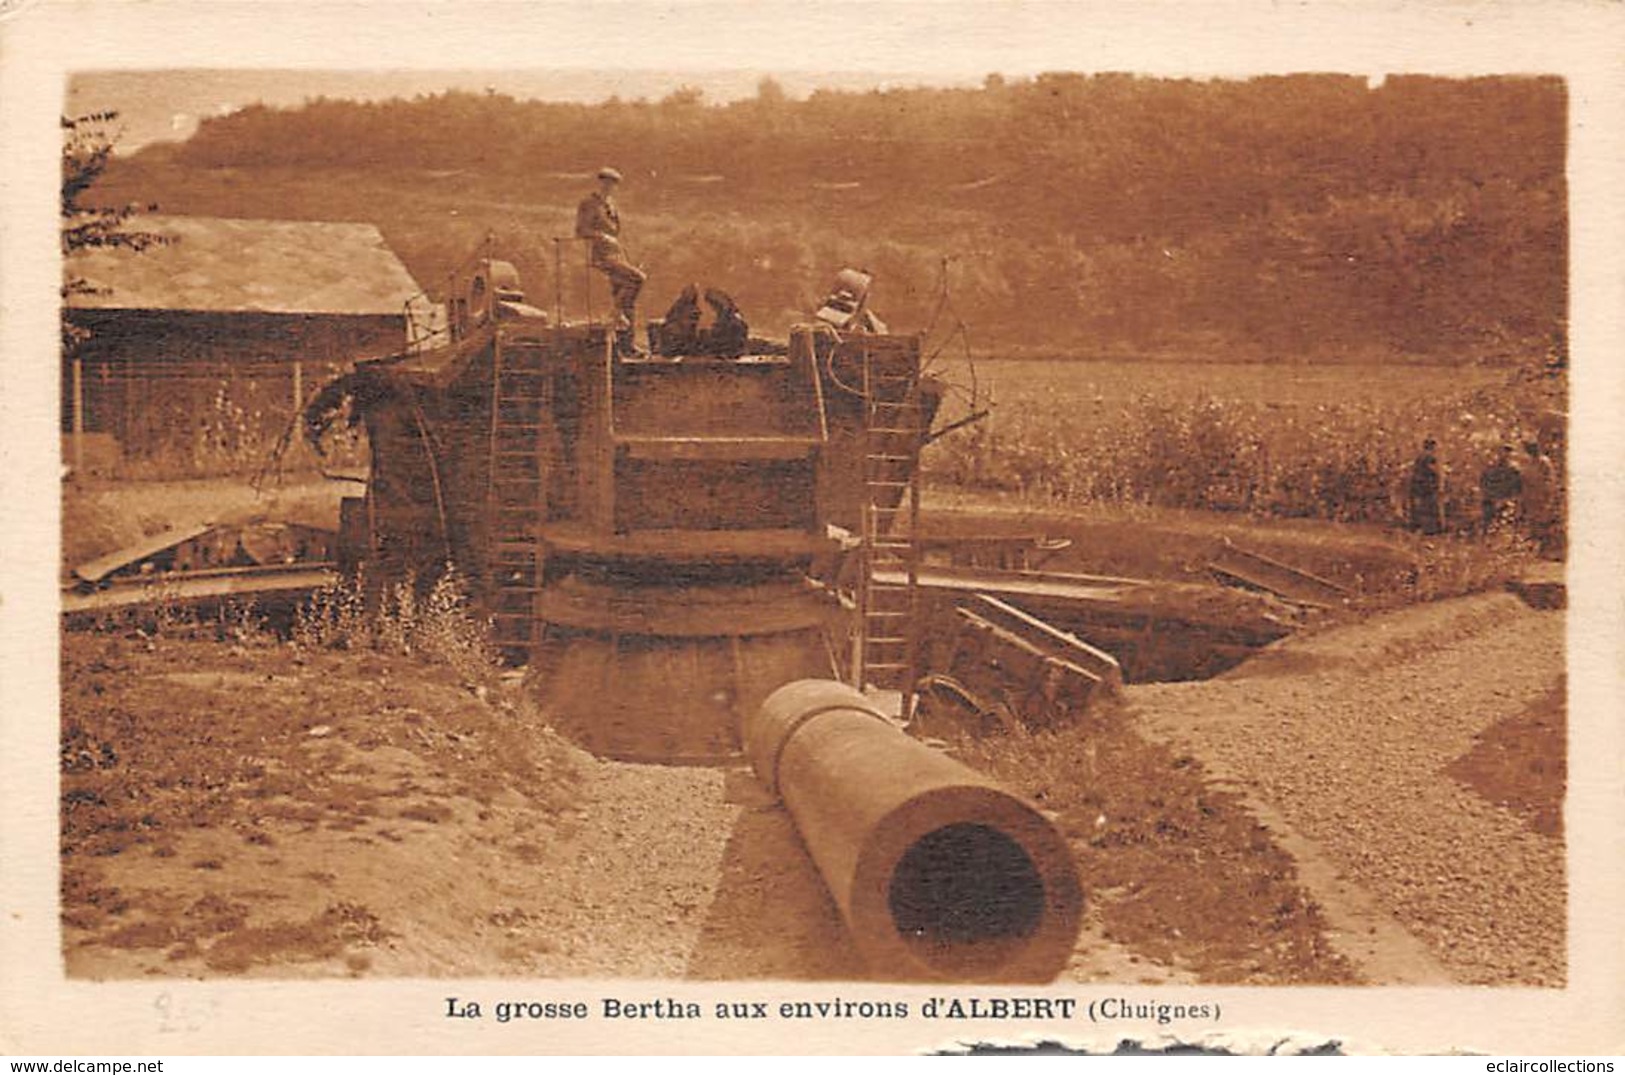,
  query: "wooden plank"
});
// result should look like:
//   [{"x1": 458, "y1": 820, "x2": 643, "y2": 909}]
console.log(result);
[
  {"x1": 72, "y1": 357, "x2": 84, "y2": 475},
  {"x1": 953, "y1": 608, "x2": 1102, "y2": 692},
  {"x1": 72, "y1": 522, "x2": 218, "y2": 584},
  {"x1": 1208, "y1": 541, "x2": 1347, "y2": 607},
  {"x1": 969, "y1": 592, "x2": 1123, "y2": 690},
  {"x1": 1508, "y1": 561, "x2": 1565, "y2": 610},
  {"x1": 540, "y1": 522, "x2": 833, "y2": 562},
  {"x1": 83, "y1": 560, "x2": 335, "y2": 587},
  {"x1": 871, "y1": 563, "x2": 1136, "y2": 605},
  {"x1": 62, "y1": 567, "x2": 338, "y2": 616},
  {"x1": 876, "y1": 562, "x2": 1294, "y2": 654},
  {"x1": 927, "y1": 606, "x2": 1104, "y2": 730}
]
